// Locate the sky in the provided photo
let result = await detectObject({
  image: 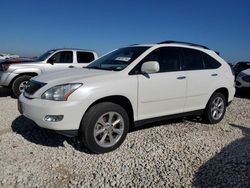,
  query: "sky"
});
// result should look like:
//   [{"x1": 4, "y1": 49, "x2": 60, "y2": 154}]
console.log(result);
[{"x1": 0, "y1": 0, "x2": 250, "y2": 63}]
